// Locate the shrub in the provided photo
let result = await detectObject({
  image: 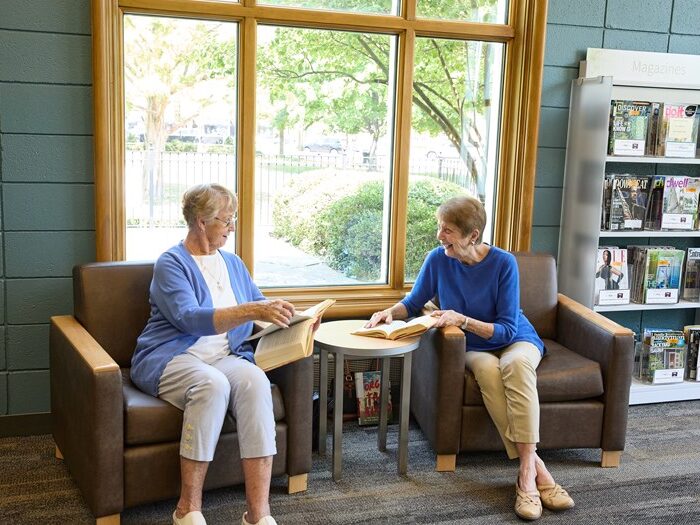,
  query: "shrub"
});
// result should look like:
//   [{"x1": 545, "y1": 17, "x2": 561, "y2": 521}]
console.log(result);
[{"x1": 271, "y1": 174, "x2": 466, "y2": 280}]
